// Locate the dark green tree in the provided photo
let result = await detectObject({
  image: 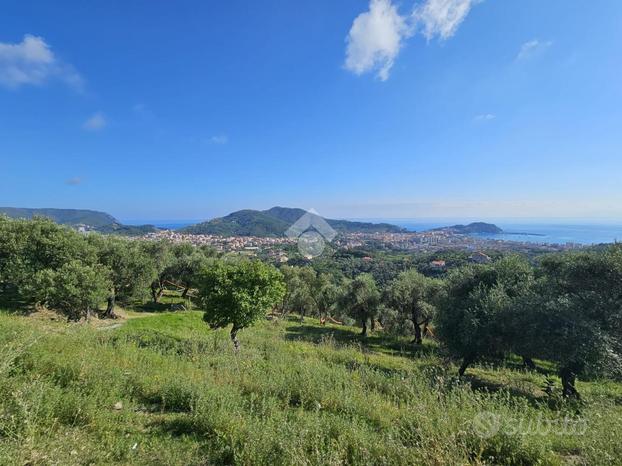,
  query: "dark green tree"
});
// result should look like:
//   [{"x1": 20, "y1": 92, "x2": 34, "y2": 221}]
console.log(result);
[
  {"x1": 198, "y1": 260, "x2": 285, "y2": 350},
  {"x1": 514, "y1": 247, "x2": 622, "y2": 398},
  {"x1": 30, "y1": 260, "x2": 112, "y2": 320},
  {"x1": 435, "y1": 256, "x2": 534, "y2": 375},
  {"x1": 385, "y1": 269, "x2": 441, "y2": 344},
  {"x1": 90, "y1": 236, "x2": 158, "y2": 317},
  {"x1": 339, "y1": 273, "x2": 380, "y2": 336}
]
